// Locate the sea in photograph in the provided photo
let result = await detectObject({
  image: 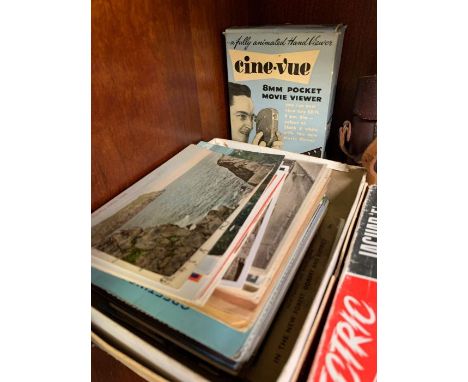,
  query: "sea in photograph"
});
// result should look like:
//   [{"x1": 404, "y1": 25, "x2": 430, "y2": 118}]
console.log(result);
[{"x1": 121, "y1": 152, "x2": 253, "y2": 230}]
